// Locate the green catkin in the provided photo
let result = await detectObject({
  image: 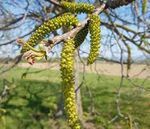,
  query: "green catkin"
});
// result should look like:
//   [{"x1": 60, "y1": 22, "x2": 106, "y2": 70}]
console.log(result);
[
  {"x1": 87, "y1": 14, "x2": 101, "y2": 64},
  {"x1": 60, "y1": 39, "x2": 80, "y2": 129},
  {"x1": 142, "y1": 0, "x2": 147, "y2": 14},
  {"x1": 21, "y1": 13, "x2": 78, "y2": 53},
  {"x1": 74, "y1": 25, "x2": 88, "y2": 48},
  {"x1": 60, "y1": 1, "x2": 95, "y2": 14}
]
